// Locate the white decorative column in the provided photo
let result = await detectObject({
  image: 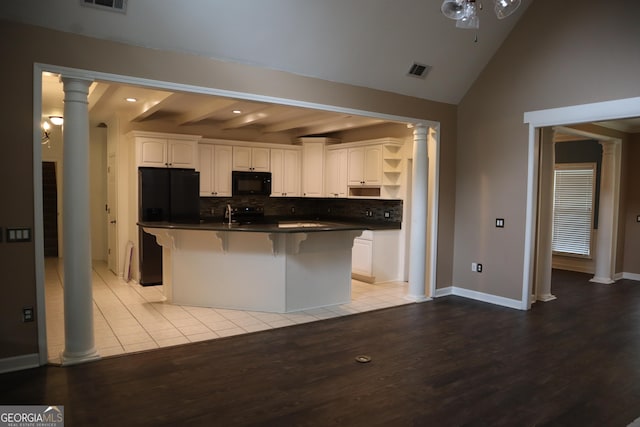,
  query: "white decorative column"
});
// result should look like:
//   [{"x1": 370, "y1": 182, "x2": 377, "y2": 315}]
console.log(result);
[
  {"x1": 61, "y1": 77, "x2": 100, "y2": 365},
  {"x1": 407, "y1": 124, "x2": 429, "y2": 302},
  {"x1": 535, "y1": 128, "x2": 556, "y2": 301},
  {"x1": 590, "y1": 141, "x2": 619, "y2": 284}
]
